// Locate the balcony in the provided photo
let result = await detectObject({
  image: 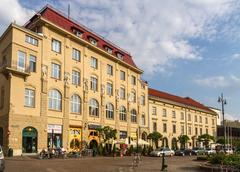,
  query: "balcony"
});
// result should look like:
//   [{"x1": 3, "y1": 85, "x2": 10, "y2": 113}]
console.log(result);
[{"x1": 0, "y1": 60, "x2": 30, "y2": 79}]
